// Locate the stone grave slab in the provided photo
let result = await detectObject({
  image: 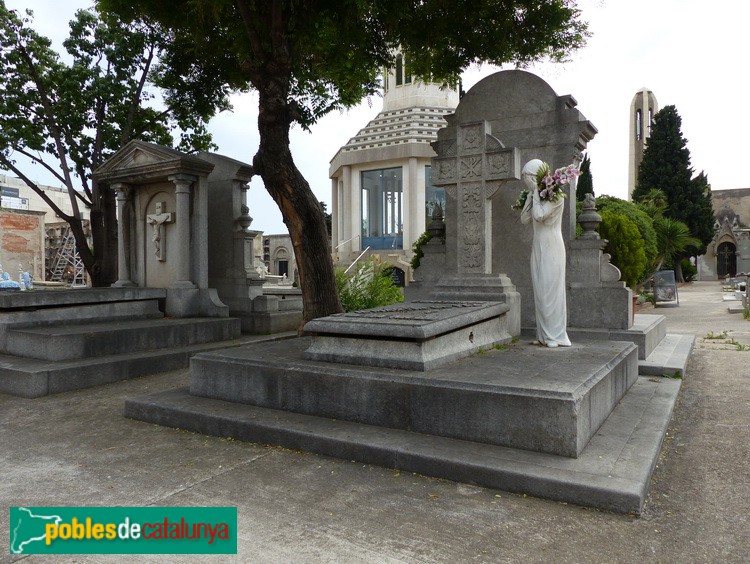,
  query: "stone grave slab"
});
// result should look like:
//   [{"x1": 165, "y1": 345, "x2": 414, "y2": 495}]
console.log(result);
[{"x1": 302, "y1": 301, "x2": 511, "y2": 371}]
